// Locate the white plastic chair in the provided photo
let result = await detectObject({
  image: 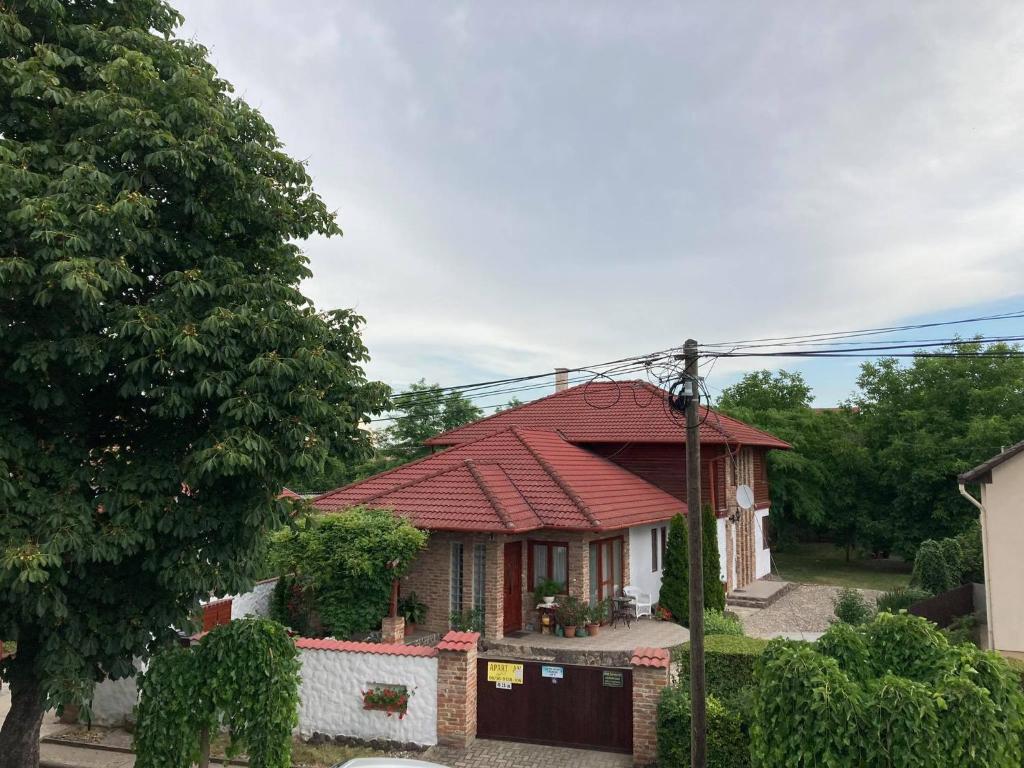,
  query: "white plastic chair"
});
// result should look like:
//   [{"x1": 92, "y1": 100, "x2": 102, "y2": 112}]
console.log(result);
[{"x1": 623, "y1": 586, "x2": 653, "y2": 619}]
